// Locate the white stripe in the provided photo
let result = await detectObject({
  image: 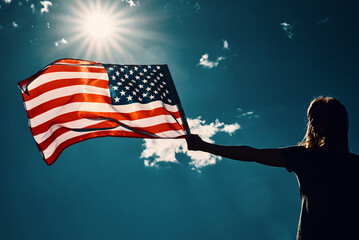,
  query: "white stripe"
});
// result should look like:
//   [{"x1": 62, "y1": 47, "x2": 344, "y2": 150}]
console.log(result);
[
  {"x1": 27, "y1": 72, "x2": 108, "y2": 91},
  {"x1": 42, "y1": 126, "x2": 185, "y2": 159},
  {"x1": 35, "y1": 114, "x2": 184, "y2": 144},
  {"x1": 29, "y1": 100, "x2": 180, "y2": 128},
  {"x1": 24, "y1": 85, "x2": 110, "y2": 110}
]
